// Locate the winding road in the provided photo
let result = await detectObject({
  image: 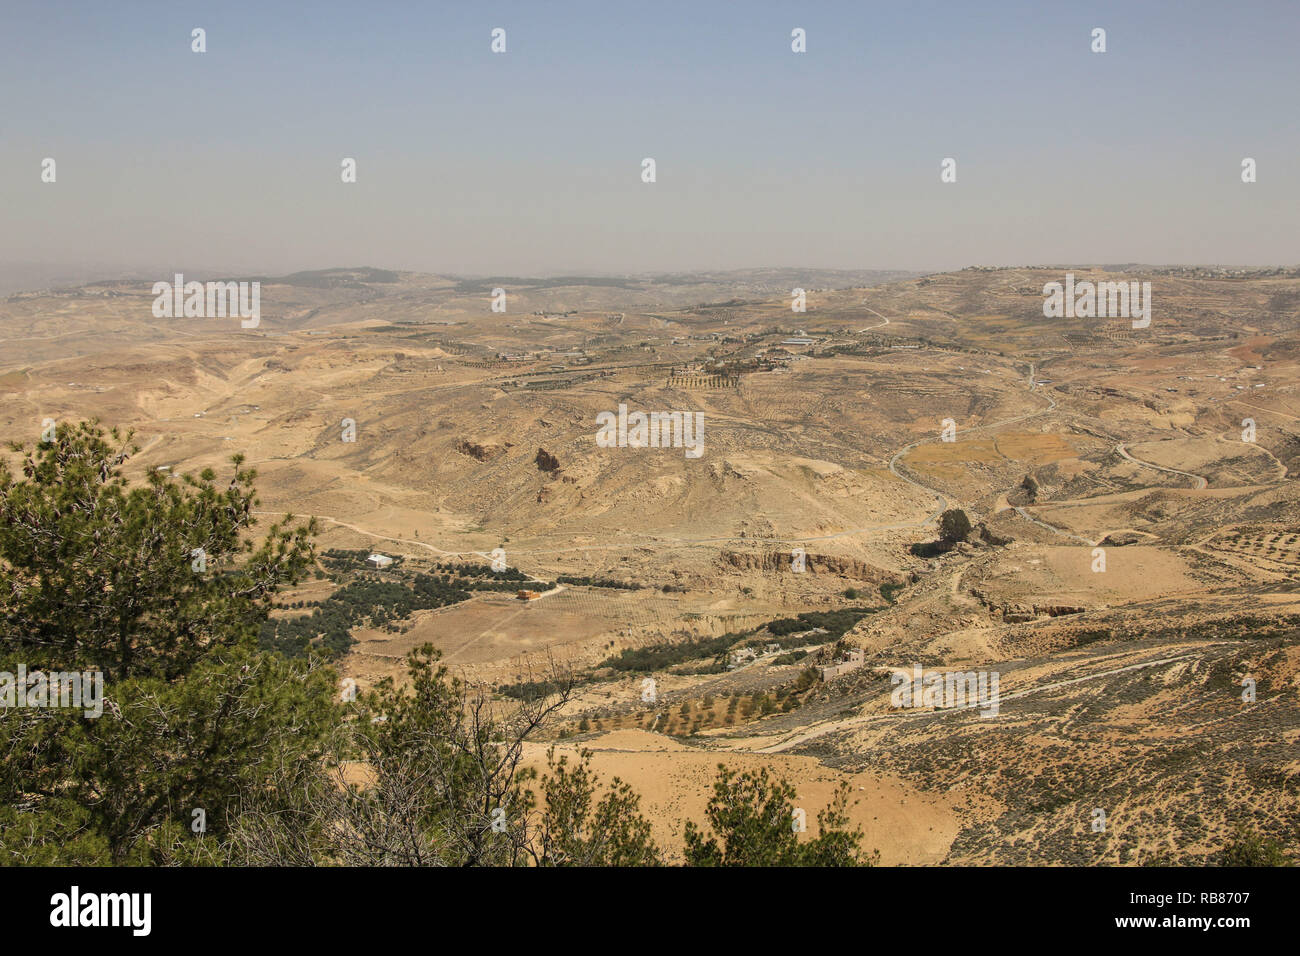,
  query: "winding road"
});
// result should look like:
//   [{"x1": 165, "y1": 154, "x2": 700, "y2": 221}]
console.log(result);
[
  {"x1": 856, "y1": 307, "x2": 891, "y2": 333},
  {"x1": 1116, "y1": 442, "x2": 1208, "y2": 490}
]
